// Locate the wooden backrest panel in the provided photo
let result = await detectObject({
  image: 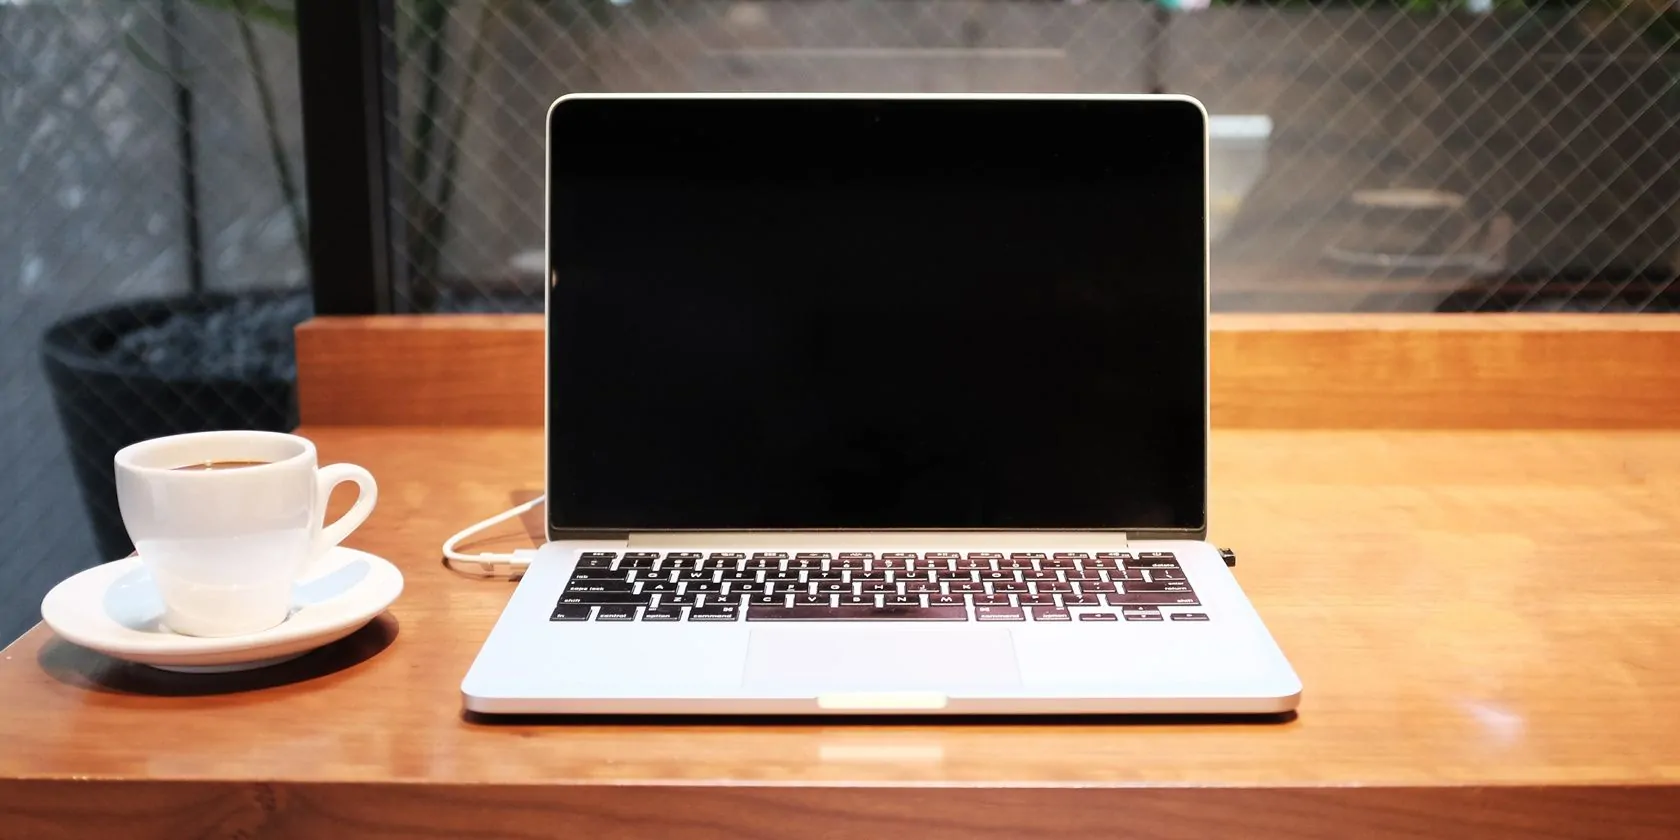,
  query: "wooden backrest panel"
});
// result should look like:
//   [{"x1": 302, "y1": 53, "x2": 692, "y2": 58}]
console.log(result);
[{"x1": 295, "y1": 314, "x2": 1680, "y2": 428}]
